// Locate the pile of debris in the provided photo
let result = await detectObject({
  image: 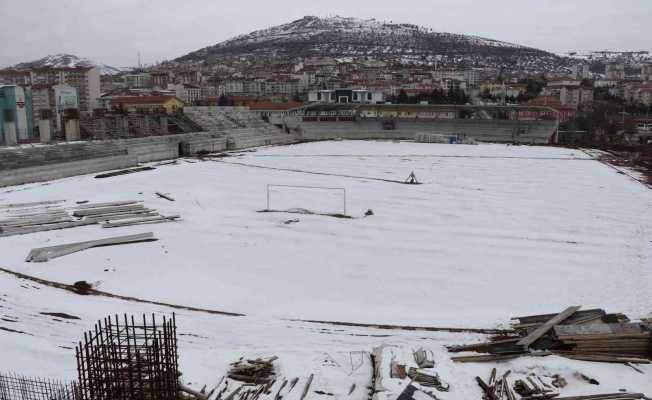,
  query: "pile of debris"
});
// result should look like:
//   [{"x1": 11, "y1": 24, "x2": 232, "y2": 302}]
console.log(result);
[
  {"x1": 475, "y1": 368, "x2": 645, "y2": 400},
  {"x1": 228, "y1": 357, "x2": 277, "y2": 385},
  {"x1": 449, "y1": 306, "x2": 651, "y2": 365},
  {"x1": 0, "y1": 199, "x2": 180, "y2": 237},
  {"x1": 390, "y1": 347, "x2": 450, "y2": 400}
]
